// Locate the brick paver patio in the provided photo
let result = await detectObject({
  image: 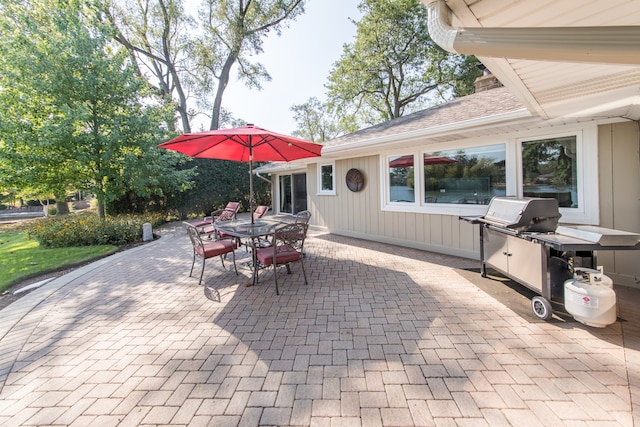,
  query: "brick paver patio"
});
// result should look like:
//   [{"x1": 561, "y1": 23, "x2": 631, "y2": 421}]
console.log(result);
[{"x1": 0, "y1": 221, "x2": 638, "y2": 426}]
